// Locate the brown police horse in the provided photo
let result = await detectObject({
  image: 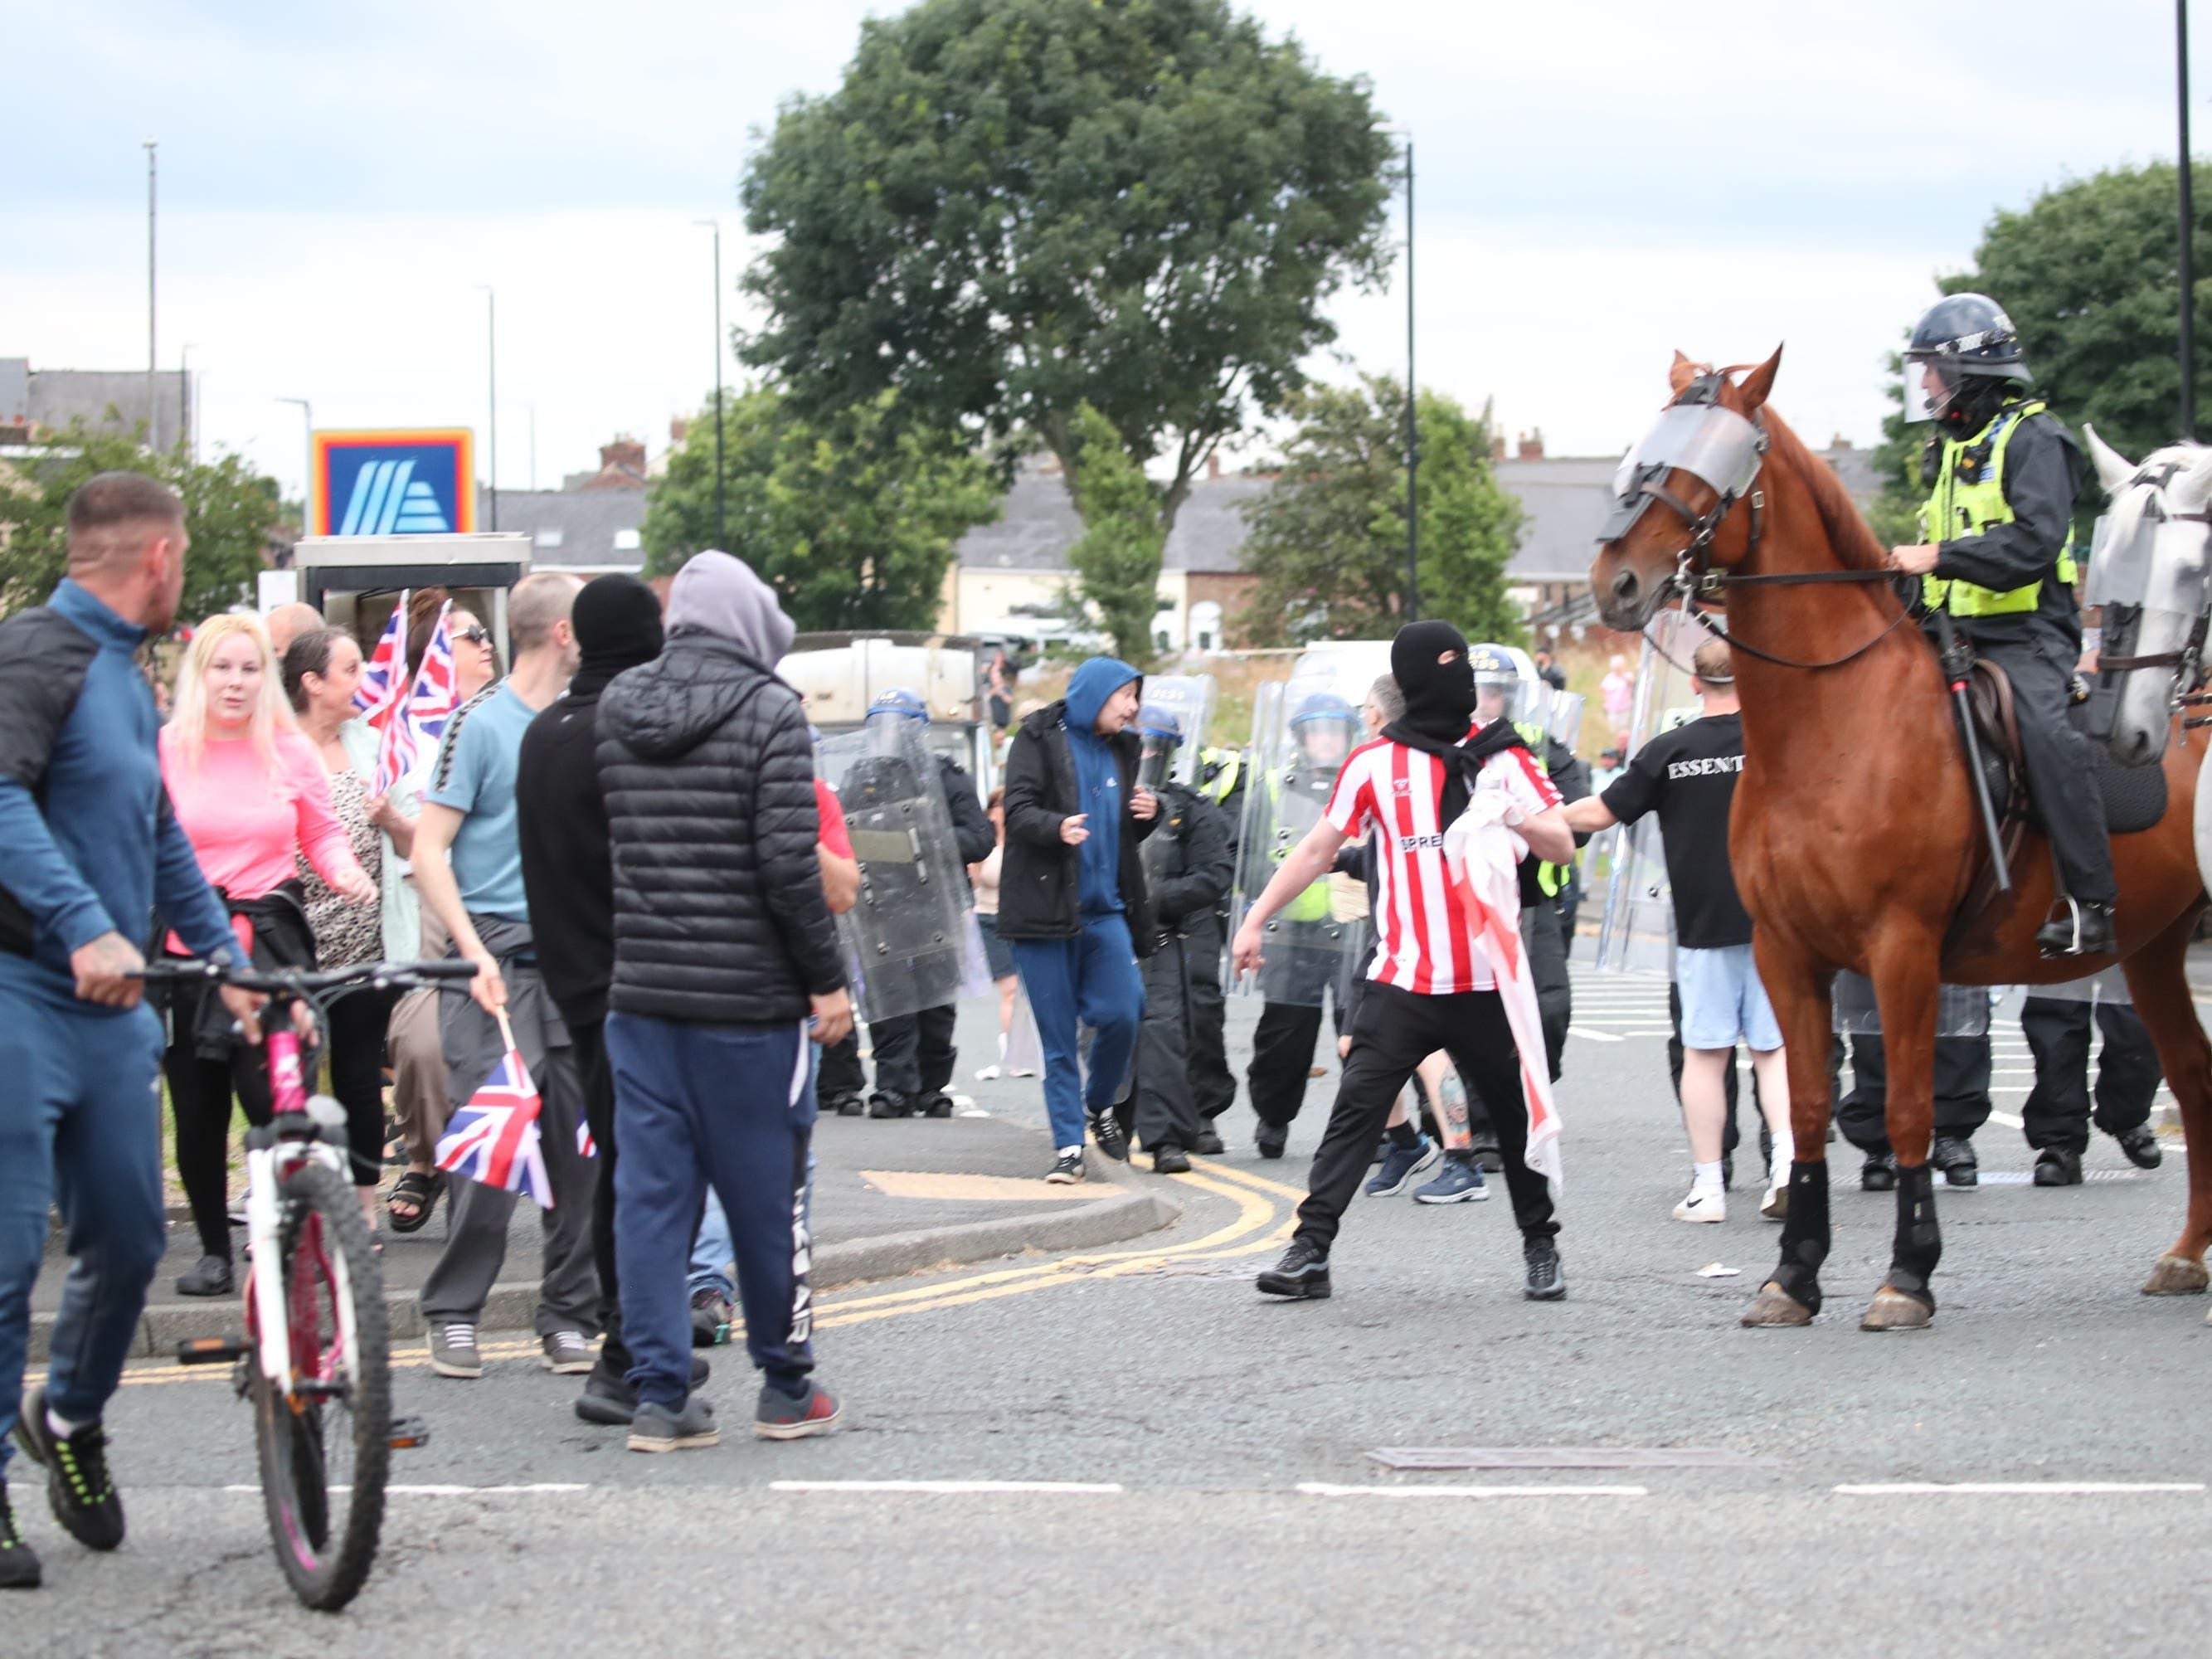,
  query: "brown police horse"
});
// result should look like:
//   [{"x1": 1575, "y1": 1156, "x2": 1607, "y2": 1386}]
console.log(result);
[{"x1": 1590, "y1": 348, "x2": 2212, "y2": 1331}]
